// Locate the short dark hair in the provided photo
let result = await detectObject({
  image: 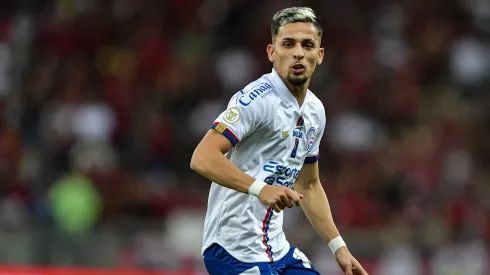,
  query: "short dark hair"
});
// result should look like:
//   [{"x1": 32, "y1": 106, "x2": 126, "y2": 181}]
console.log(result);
[{"x1": 271, "y1": 7, "x2": 323, "y2": 38}]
